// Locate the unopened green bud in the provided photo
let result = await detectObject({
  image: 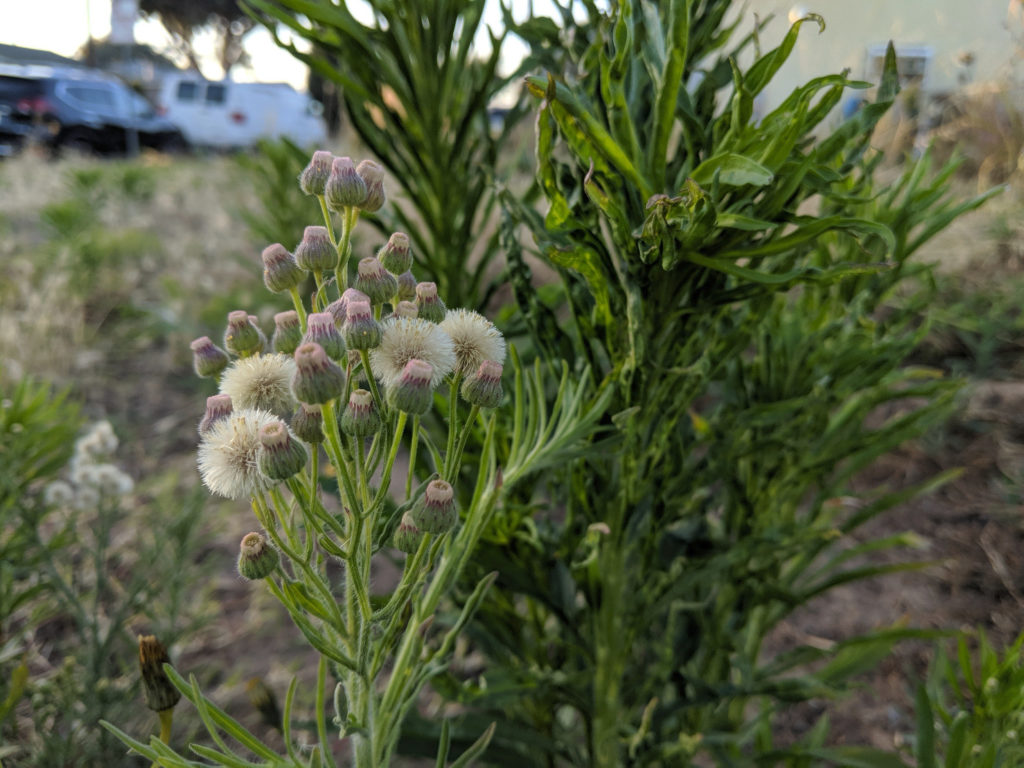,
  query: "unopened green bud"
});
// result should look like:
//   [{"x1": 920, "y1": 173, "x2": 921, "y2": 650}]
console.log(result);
[
  {"x1": 356, "y1": 160, "x2": 385, "y2": 213},
  {"x1": 396, "y1": 271, "x2": 417, "y2": 302},
  {"x1": 299, "y1": 150, "x2": 333, "y2": 196},
  {"x1": 272, "y1": 311, "x2": 303, "y2": 355},
  {"x1": 237, "y1": 531, "x2": 279, "y2": 580},
  {"x1": 411, "y1": 479, "x2": 457, "y2": 534},
  {"x1": 377, "y1": 232, "x2": 411, "y2": 275},
  {"x1": 199, "y1": 394, "x2": 233, "y2": 435},
  {"x1": 325, "y1": 156, "x2": 367, "y2": 211},
  {"x1": 138, "y1": 635, "x2": 181, "y2": 713},
  {"x1": 191, "y1": 336, "x2": 230, "y2": 378},
  {"x1": 343, "y1": 300, "x2": 381, "y2": 351},
  {"x1": 393, "y1": 512, "x2": 423, "y2": 554},
  {"x1": 257, "y1": 420, "x2": 307, "y2": 481},
  {"x1": 290, "y1": 402, "x2": 324, "y2": 444},
  {"x1": 327, "y1": 288, "x2": 370, "y2": 327},
  {"x1": 294, "y1": 226, "x2": 336, "y2": 272},
  {"x1": 261, "y1": 243, "x2": 303, "y2": 293},
  {"x1": 387, "y1": 358, "x2": 434, "y2": 415},
  {"x1": 224, "y1": 311, "x2": 263, "y2": 357},
  {"x1": 250, "y1": 315, "x2": 269, "y2": 353},
  {"x1": 461, "y1": 360, "x2": 503, "y2": 408},
  {"x1": 390, "y1": 301, "x2": 418, "y2": 320},
  {"x1": 340, "y1": 389, "x2": 381, "y2": 437},
  {"x1": 303, "y1": 312, "x2": 346, "y2": 361},
  {"x1": 292, "y1": 343, "x2": 346, "y2": 404},
  {"x1": 353, "y1": 257, "x2": 398, "y2": 305},
  {"x1": 414, "y1": 282, "x2": 446, "y2": 323}
]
